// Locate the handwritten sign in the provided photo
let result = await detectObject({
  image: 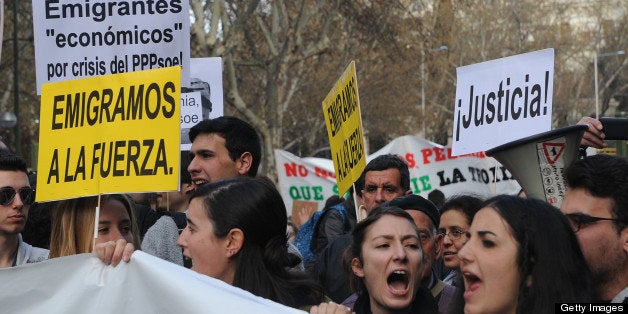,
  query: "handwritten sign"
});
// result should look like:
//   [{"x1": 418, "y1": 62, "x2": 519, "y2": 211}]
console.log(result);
[{"x1": 322, "y1": 61, "x2": 366, "y2": 196}]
